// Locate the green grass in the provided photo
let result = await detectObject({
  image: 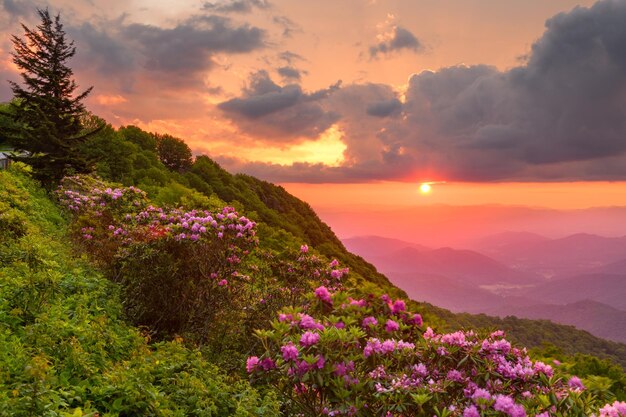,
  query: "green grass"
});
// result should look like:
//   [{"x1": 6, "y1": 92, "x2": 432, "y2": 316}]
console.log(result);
[{"x1": 0, "y1": 167, "x2": 279, "y2": 417}]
